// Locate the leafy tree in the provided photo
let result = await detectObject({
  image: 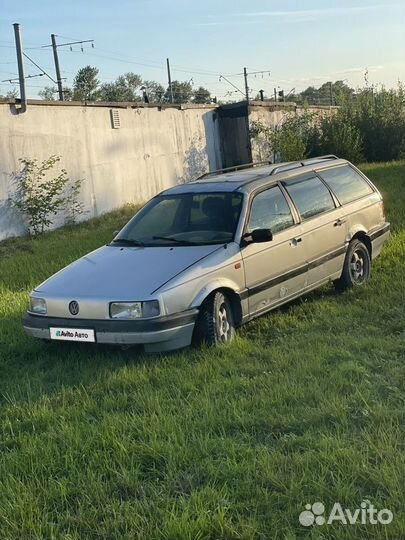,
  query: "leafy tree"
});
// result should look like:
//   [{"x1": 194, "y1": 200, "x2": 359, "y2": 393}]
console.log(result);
[
  {"x1": 99, "y1": 72, "x2": 143, "y2": 102},
  {"x1": 62, "y1": 87, "x2": 74, "y2": 101},
  {"x1": 298, "y1": 85, "x2": 318, "y2": 104},
  {"x1": 73, "y1": 66, "x2": 100, "y2": 101},
  {"x1": 331, "y1": 80, "x2": 355, "y2": 104},
  {"x1": 299, "y1": 80, "x2": 354, "y2": 105},
  {"x1": 0, "y1": 88, "x2": 19, "y2": 99},
  {"x1": 193, "y1": 86, "x2": 211, "y2": 104},
  {"x1": 165, "y1": 80, "x2": 193, "y2": 104},
  {"x1": 38, "y1": 86, "x2": 56, "y2": 100},
  {"x1": 39, "y1": 86, "x2": 73, "y2": 101},
  {"x1": 142, "y1": 80, "x2": 165, "y2": 103}
]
